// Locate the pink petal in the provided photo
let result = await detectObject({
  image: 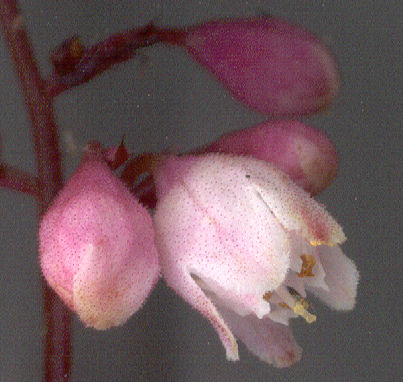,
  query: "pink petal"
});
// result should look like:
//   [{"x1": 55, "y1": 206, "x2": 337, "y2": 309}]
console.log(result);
[
  {"x1": 73, "y1": 239, "x2": 156, "y2": 330},
  {"x1": 307, "y1": 245, "x2": 359, "y2": 310},
  {"x1": 154, "y1": 155, "x2": 298, "y2": 359},
  {"x1": 243, "y1": 157, "x2": 345, "y2": 246},
  {"x1": 217, "y1": 303, "x2": 302, "y2": 368},
  {"x1": 154, "y1": 185, "x2": 238, "y2": 360},
  {"x1": 202, "y1": 120, "x2": 338, "y2": 195},
  {"x1": 154, "y1": 155, "x2": 291, "y2": 298},
  {"x1": 184, "y1": 17, "x2": 339, "y2": 116},
  {"x1": 154, "y1": 180, "x2": 277, "y2": 312}
]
